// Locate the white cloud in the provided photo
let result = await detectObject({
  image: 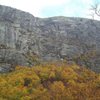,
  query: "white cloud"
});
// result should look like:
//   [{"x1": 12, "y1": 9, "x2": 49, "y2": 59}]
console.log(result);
[
  {"x1": 81, "y1": 0, "x2": 93, "y2": 5},
  {"x1": 0, "y1": 0, "x2": 69, "y2": 17}
]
